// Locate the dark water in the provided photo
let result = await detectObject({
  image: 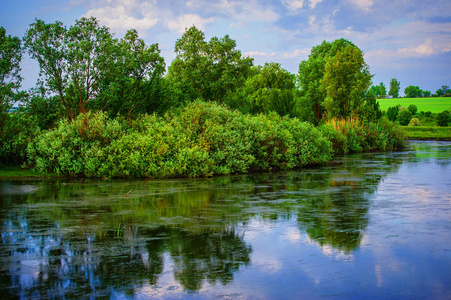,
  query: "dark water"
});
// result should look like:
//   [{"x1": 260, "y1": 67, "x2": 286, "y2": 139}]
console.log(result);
[{"x1": 1, "y1": 141, "x2": 450, "y2": 299}]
